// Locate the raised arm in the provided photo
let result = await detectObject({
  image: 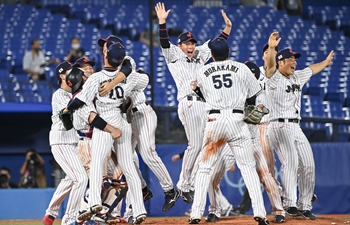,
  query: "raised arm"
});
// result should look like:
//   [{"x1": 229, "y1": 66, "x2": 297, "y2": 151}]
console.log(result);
[
  {"x1": 266, "y1": 32, "x2": 281, "y2": 78},
  {"x1": 155, "y1": 2, "x2": 171, "y2": 48},
  {"x1": 309, "y1": 50, "x2": 334, "y2": 75},
  {"x1": 220, "y1": 10, "x2": 232, "y2": 38}
]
